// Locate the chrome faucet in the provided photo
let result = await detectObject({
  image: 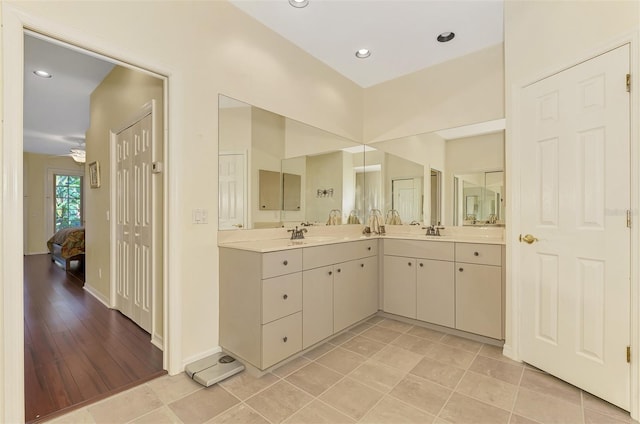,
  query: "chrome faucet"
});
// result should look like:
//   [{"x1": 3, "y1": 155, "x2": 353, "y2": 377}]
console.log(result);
[
  {"x1": 423, "y1": 223, "x2": 445, "y2": 236},
  {"x1": 288, "y1": 226, "x2": 308, "y2": 240}
]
